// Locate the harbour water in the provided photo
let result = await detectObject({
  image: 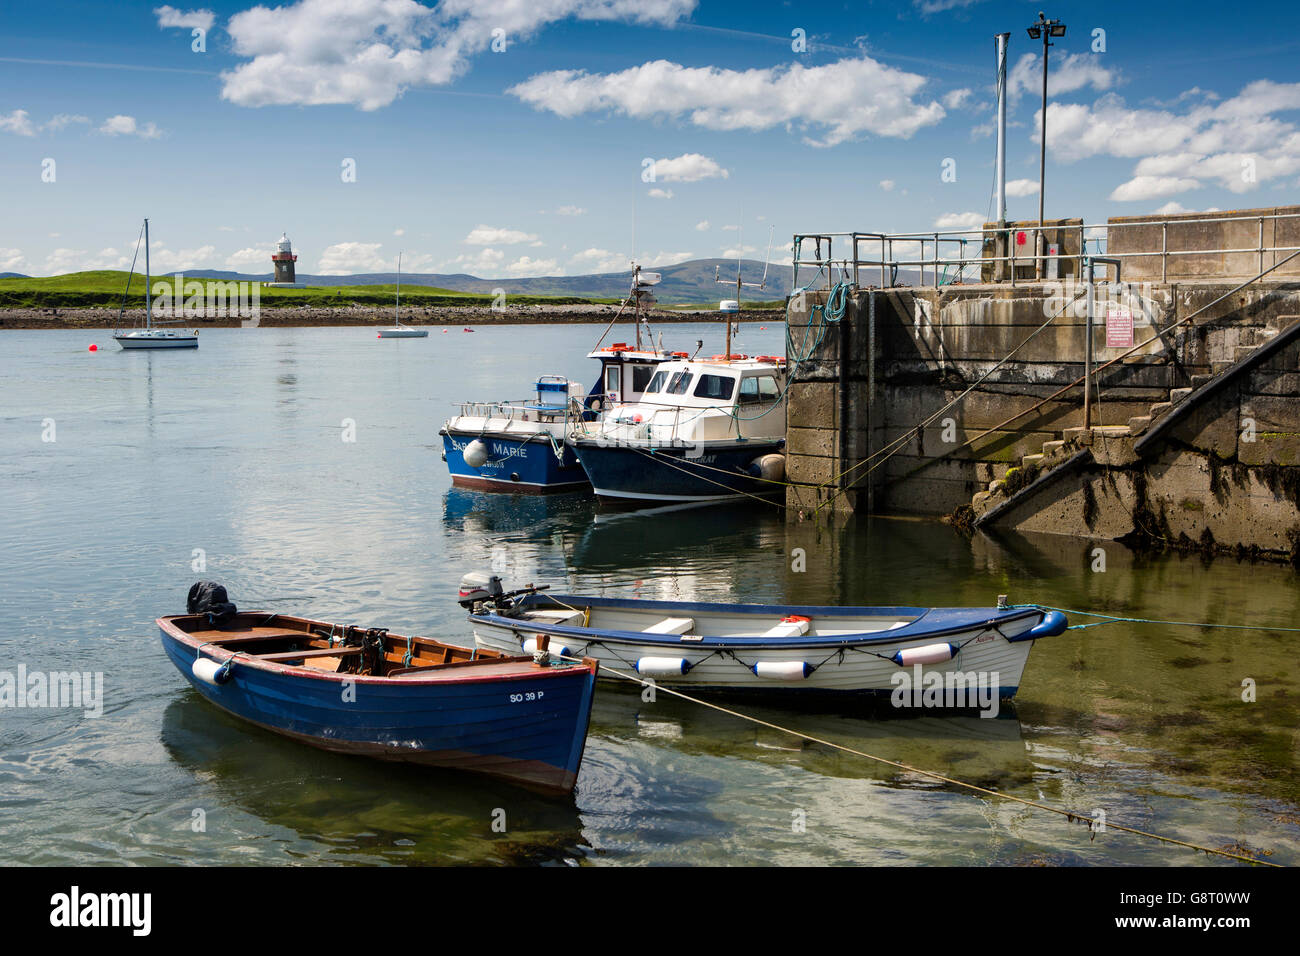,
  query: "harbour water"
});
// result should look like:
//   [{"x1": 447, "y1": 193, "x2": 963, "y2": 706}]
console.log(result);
[{"x1": 2, "y1": 325, "x2": 1297, "y2": 865}]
